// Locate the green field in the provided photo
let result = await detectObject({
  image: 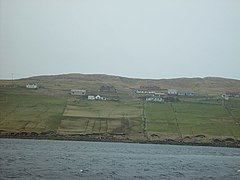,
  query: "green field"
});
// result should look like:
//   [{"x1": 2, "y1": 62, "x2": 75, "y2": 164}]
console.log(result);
[
  {"x1": 0, "y1": 93, "x2": 65, "y2": 133},
  {"x1": 145, "y1": 100, "x2": 240, "y2": 141},
  {"x1": 0, "y1": 92, "x2": 143, "y2": 138},
  {"x1": 1, "y1": 91, "x2": 240, "y2": 143},
  {"x1": 145, "y1": 103, "x2": 180, "y2": 139}
]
